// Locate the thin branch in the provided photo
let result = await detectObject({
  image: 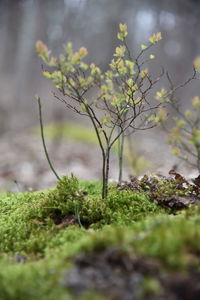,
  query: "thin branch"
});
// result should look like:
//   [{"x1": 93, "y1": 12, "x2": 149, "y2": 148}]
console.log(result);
[{"x1": 36, "y1": 96, "x2": 61, "y2": 181}]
